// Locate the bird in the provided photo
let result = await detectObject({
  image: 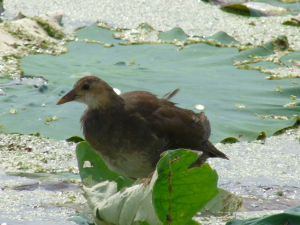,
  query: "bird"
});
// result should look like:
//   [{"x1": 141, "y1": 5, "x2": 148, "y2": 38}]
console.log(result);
[{"x1": 57, "y1": 76, "x2": 228, "y2": 180}]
